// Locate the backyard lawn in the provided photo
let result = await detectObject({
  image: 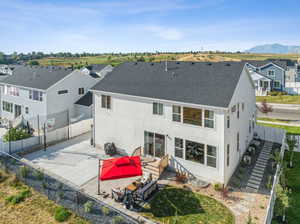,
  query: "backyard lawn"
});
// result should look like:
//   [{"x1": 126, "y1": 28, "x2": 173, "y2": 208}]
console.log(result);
[
  {"x1": 256, "y1": 95, "x2": 300, "y2": 104},
  {"x1": 257, "y1": 122, "x2": 300, "y2": 135},
  {"x1": 141, "y1": 186, "x2": 234, "y2": 224},
  {"x1": 281, "y1": 152, "x2": 300, "y2": 224}
]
